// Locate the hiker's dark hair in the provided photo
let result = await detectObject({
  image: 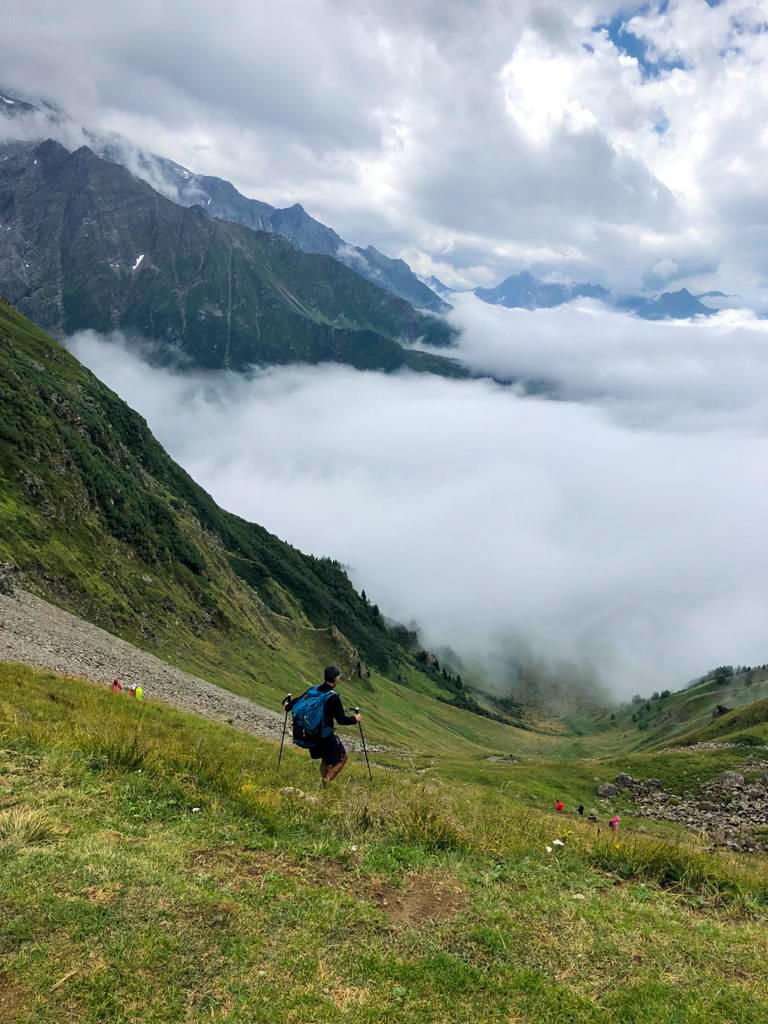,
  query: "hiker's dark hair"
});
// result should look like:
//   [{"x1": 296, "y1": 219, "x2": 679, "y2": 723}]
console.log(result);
[{"x1": 324, "y1": 665, "x2": 341, "y2": 683}]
